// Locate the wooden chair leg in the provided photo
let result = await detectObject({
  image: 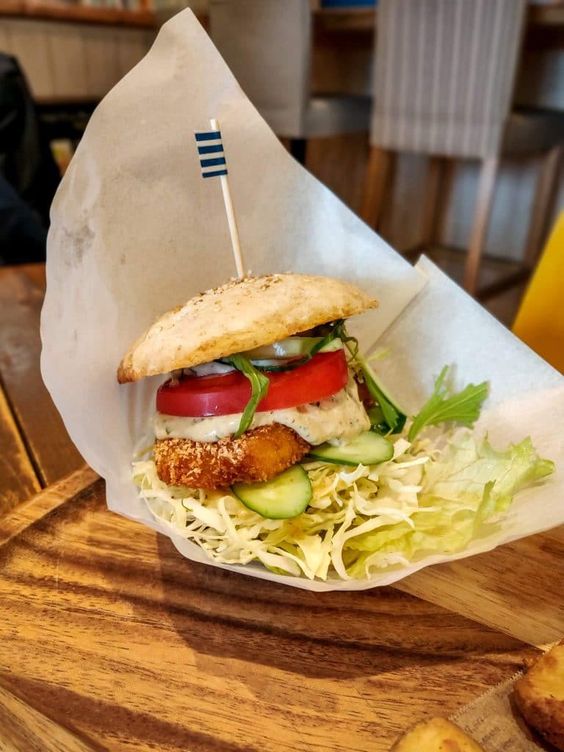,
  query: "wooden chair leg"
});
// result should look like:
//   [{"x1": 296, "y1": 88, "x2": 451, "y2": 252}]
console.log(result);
[
  {"x1": 420, "y1": 157, "x2": 446, "y2": 248},
  {"x1": 432, "y1": 159, "x2": 456, "y2": 247},
  {"x1": 360, "y1": 146, "x2": 393, "y2": 230},
  {"x1": 464, "y1": 156, "x2": 499, "y2": 295},
  {"x1": 522, "y1": 145, "x2": 562, "y2": 271}
]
